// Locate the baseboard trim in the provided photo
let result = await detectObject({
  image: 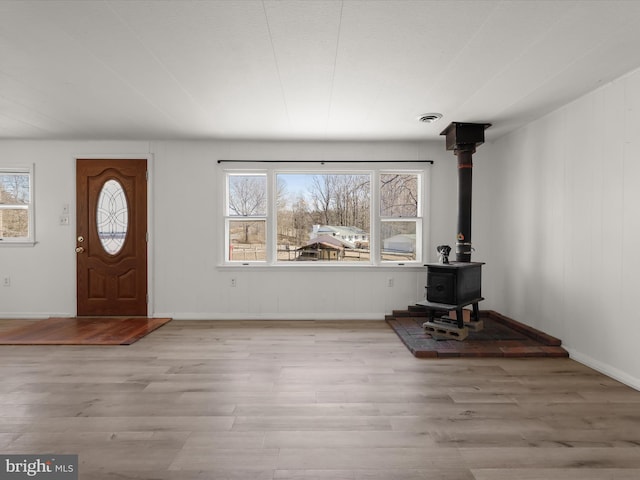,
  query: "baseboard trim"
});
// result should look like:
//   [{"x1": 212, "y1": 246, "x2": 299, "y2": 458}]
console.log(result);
[
  {"x1": 0, "y1": 313, "x2": 67, "y2": 319},
  {"x1": 153, "y1": 312, "x2": 386, "y2": 321},
  {"x1": 566, "y1": 347, "x2": 640, "y2": 392}
]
